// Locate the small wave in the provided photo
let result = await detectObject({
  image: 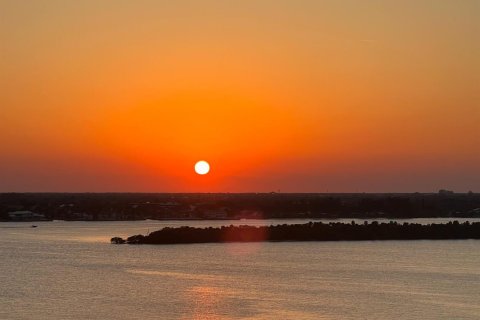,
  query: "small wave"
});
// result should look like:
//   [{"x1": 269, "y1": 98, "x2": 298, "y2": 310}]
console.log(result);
[{"x1": 126, "y1": 269, "x2": 227, "y2": 281}]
